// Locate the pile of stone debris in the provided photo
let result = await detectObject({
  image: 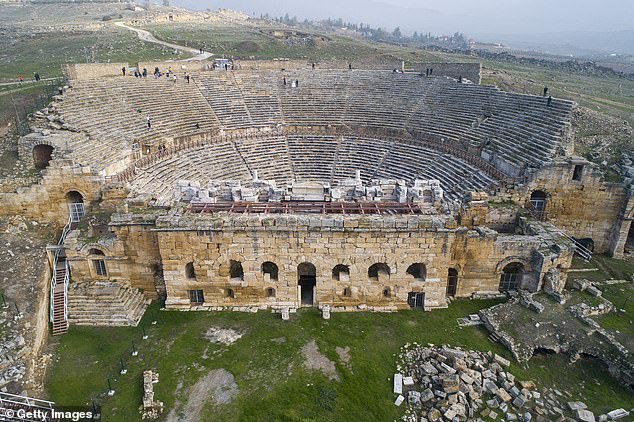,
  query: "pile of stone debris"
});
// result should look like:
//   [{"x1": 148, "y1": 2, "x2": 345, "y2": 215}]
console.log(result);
[
  {"x1": 393, "y1": 343, "x2": 631, "y2": 422},
  {"x1": 0, "y1": 307, "x2": 27, "y2": 389}
]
